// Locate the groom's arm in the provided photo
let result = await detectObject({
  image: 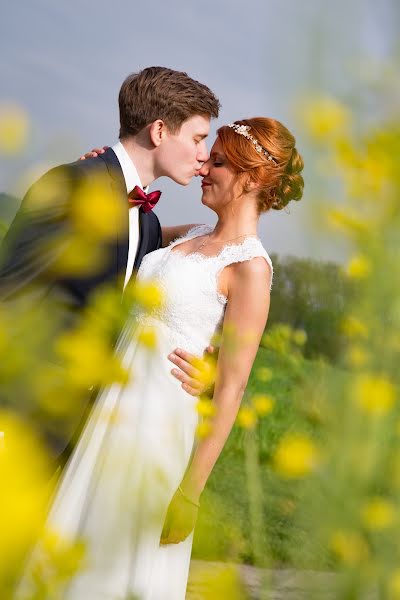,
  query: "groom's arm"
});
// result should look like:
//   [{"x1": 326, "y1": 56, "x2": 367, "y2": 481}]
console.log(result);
[
  {"x1": 0, "y1": 167, "x2": 73, "y2": 301},
  {"x1": 161, "y1": 225, "x2": 199, "y2": 248}
]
